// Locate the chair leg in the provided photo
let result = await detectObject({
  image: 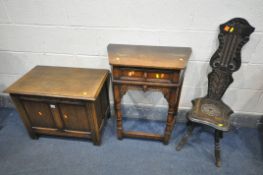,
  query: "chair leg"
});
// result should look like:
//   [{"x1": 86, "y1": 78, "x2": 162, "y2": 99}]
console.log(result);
[
  {"x1": 176, "y1": 121, "x2": 195, "y2": 151},
  {"x1": 219, "y1": 131, "x2": 223, "y2": 139},
  {"x1": 215, "y1": 129, "x2": 222, "y2": 167}
]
